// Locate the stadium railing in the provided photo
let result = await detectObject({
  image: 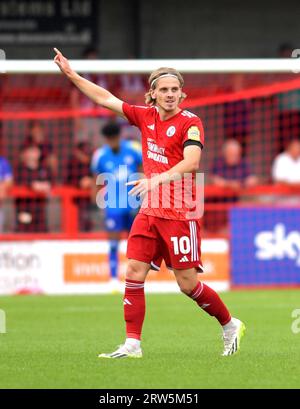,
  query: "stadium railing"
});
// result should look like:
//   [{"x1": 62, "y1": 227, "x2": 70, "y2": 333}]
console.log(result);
[{"x1": 0, "y1": 184, "x2": 299, "y2": 240}]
